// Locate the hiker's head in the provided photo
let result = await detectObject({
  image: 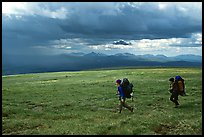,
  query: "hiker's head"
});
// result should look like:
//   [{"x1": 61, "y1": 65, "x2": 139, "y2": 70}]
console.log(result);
[
  {"x1": 116, "y1": 79, "x2": 121, "y2": 86},
  {"x1": 169, "y1": 77, "x2": 174, "y2": 82}
]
